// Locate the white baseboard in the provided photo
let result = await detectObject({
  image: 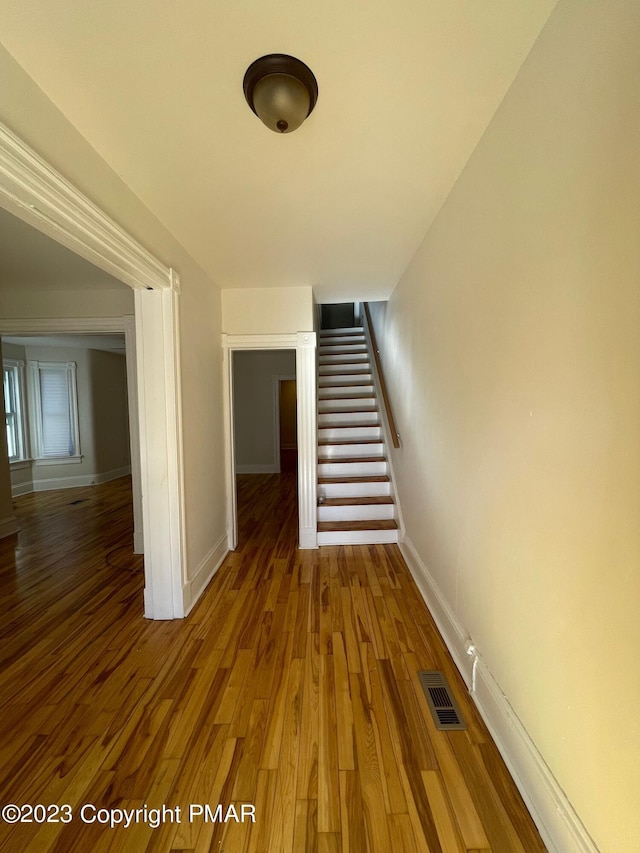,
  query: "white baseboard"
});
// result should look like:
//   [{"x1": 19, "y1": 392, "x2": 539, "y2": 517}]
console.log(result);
[
  {"x1": 133, "y1": 530, "x2": 144, "y2": 555},
  {"x1": 32, "y1": 466, "x2": 132, "y2": 492},
  {"x1": 399, "y1": 535, "x2": 598, "y2": 853},
  {"x1": 12, "y1": 481, "x2": 34, "y2": 497},
  {"x1": 399, "y1": 537, "x2": 473, "y2": 686},
  {"x1": 235, "y1": 463, "x2": 280, "y2": 474},
  {"x1": 182, "y1": 533, "x2": 229, "y2": 617},
  {"x1": 0, "y1": 515, "x2": 18, "y2": 539},
  {"x1": 299, "y1": 526, "x2": 318, "y2": 550},
  {"x1": 473, "y1": 657, "x2": 599, "y2": 853}
]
